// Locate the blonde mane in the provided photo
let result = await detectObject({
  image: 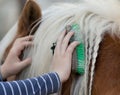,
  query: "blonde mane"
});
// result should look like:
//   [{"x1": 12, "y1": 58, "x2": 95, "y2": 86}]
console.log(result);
[{"x1": 1, "y1": 0, "x2": 120, "y2": 95}]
